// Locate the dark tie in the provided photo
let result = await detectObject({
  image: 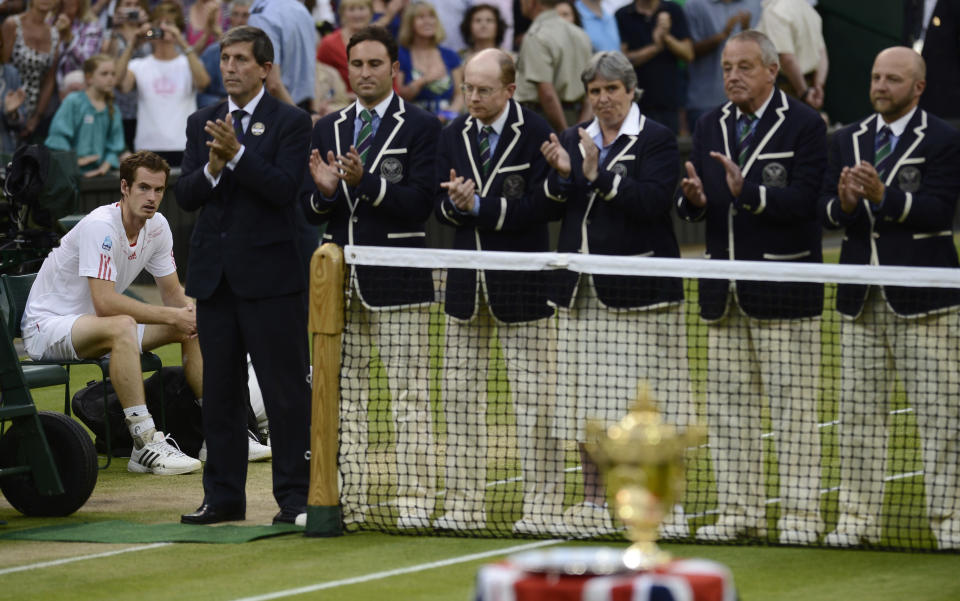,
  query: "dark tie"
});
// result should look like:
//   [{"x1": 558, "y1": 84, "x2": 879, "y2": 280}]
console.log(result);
[
  {"x1": 874, "y1": 125, "x2": 893, "y2": 180},
  {"x1": 737, "y1": 113, "x2": 757, "y2": 167},
  {"x1": 478, "y1": 125, "x2": 493, "y2": 177},
  {"x1": 232, "y1": 109, "x2": 247, "y2": 141},
  {"x1": 356, "y1": 109, "x2": 374, "y2": 165}
]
